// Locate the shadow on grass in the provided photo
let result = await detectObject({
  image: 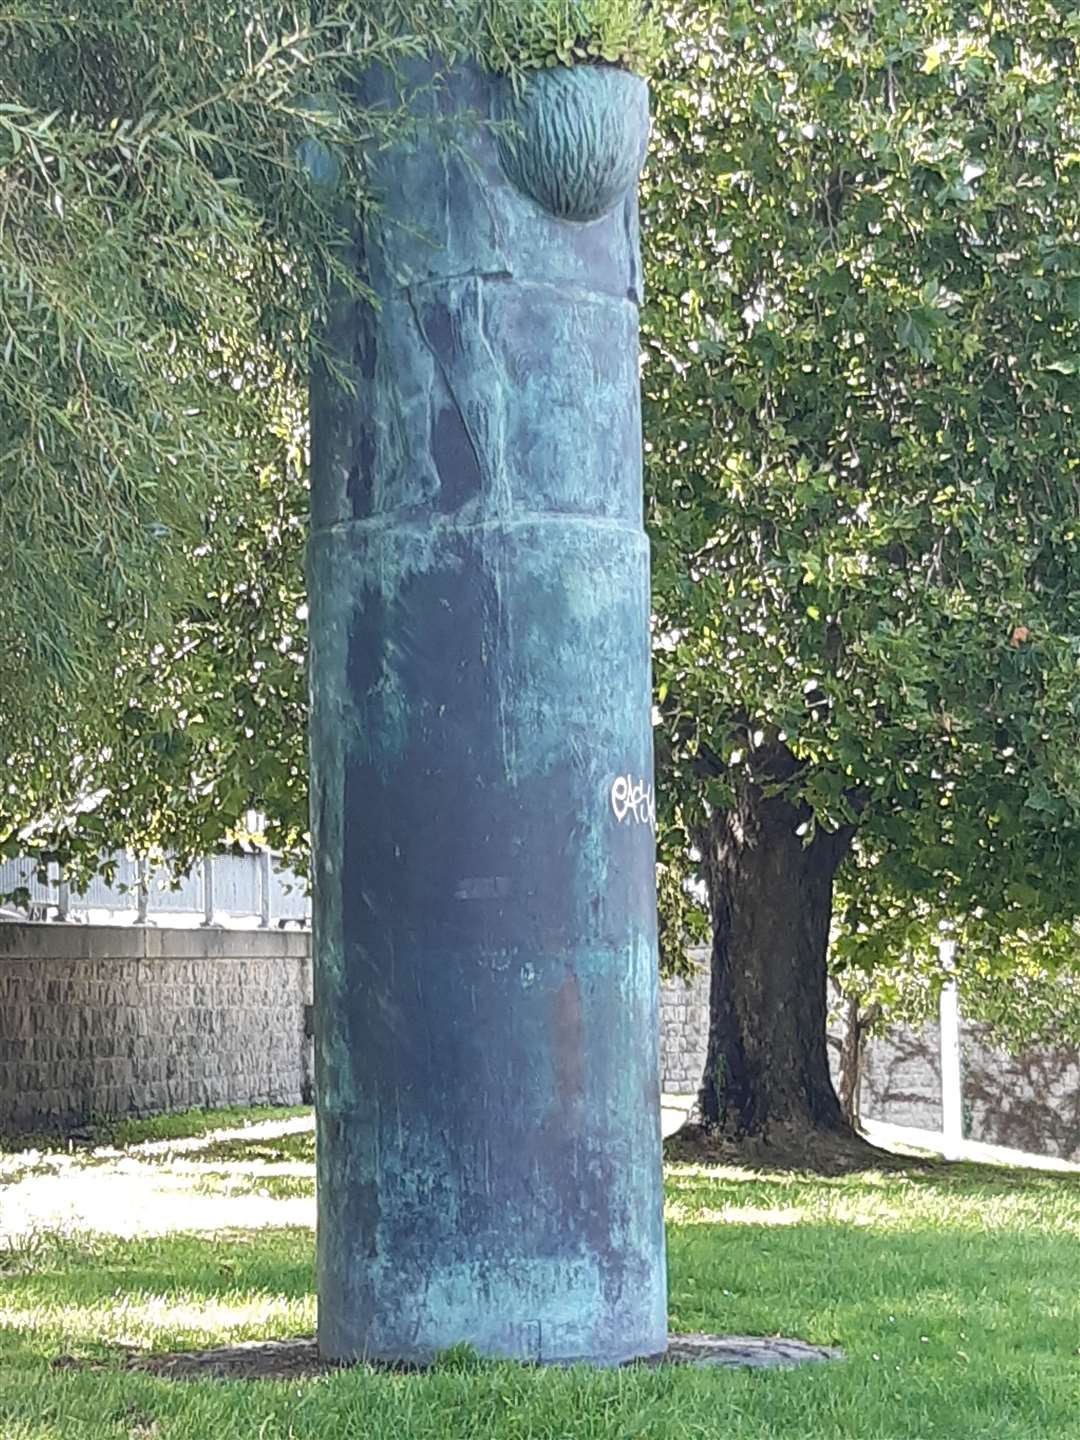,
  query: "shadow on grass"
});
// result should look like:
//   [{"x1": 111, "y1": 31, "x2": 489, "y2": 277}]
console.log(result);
[
  {"x1": 875, "y1": 1158, "x2": 1080, "y2": 1194},
  {"x1": 0, "y1": 1190, "x2": 1077, "y2": 1440},
  {"x1": 131, "y1": 1129, "x2": 1080, "y2": 1197},
  {"x1": 184, "y1": 1132, "x2": 315, "y2": 1166},
  {"x1": 2, "y1": 1228, "x2": 316, "y2": 1311},
  {"x1": 5, "y1": 1213, "x2": 1078, "y2": 1384},
  {"x1": 4, "y1": 1160, "x2": 1080, "y2": 1440},
  {"x1": 666, "y1": 1144, "x2": 1080, "y2": 1196},
  {"x1": 5, "y1": 1168, "x2": 1078, "y2": 1328},
  {"x1": 190, "y1": 1171, "x2": 314, "y2": 1200},
  {"x1": 122, "y1": 1131, "x2": 316, "y2": 1169}
]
